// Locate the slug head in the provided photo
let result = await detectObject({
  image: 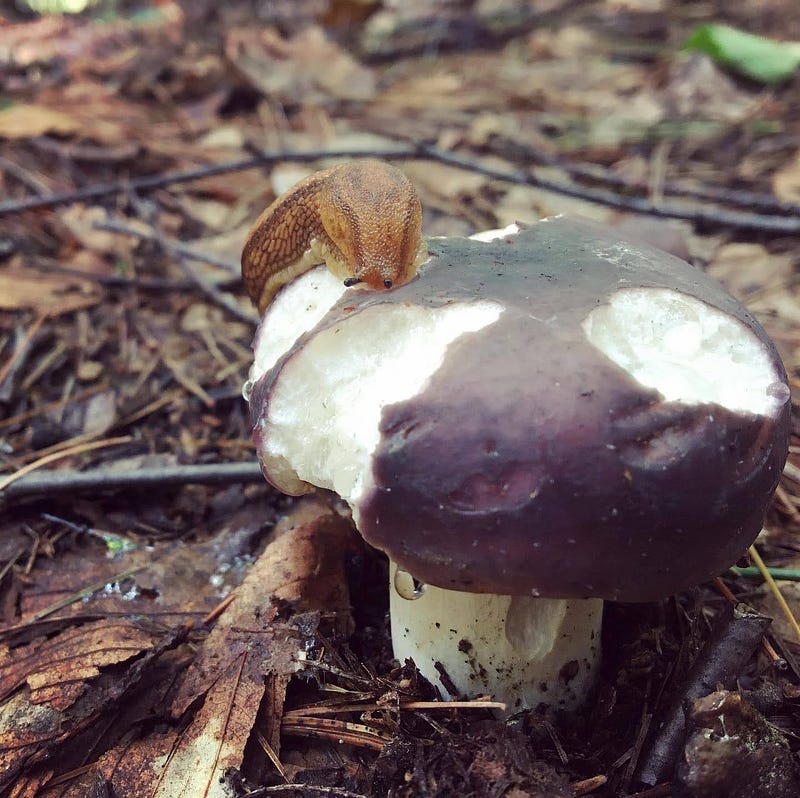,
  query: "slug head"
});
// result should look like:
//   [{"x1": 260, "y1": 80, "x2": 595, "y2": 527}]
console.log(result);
[{"x1": 318, "y1": 160, "x2": 425, "y2": 291}]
